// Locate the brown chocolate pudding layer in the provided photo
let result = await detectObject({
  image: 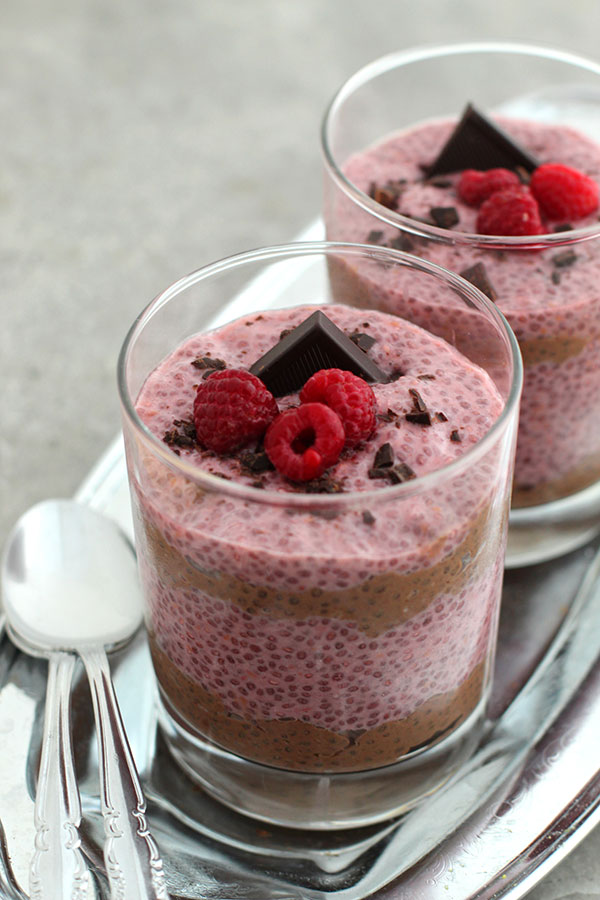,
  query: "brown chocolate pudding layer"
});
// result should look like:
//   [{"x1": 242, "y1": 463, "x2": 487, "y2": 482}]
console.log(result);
[
  {"x1": 518, "y1": 335, "x2": 588, "y2": 367},
  {"x1": 150, "y1": 636, "x2": 486, "y2": 772},
  {"x1": 512, "y1": 451, "x2": 600, "y2": 507},
  {"x1": 139, "y1": 499, "x2": 498, "y2": 638}
]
